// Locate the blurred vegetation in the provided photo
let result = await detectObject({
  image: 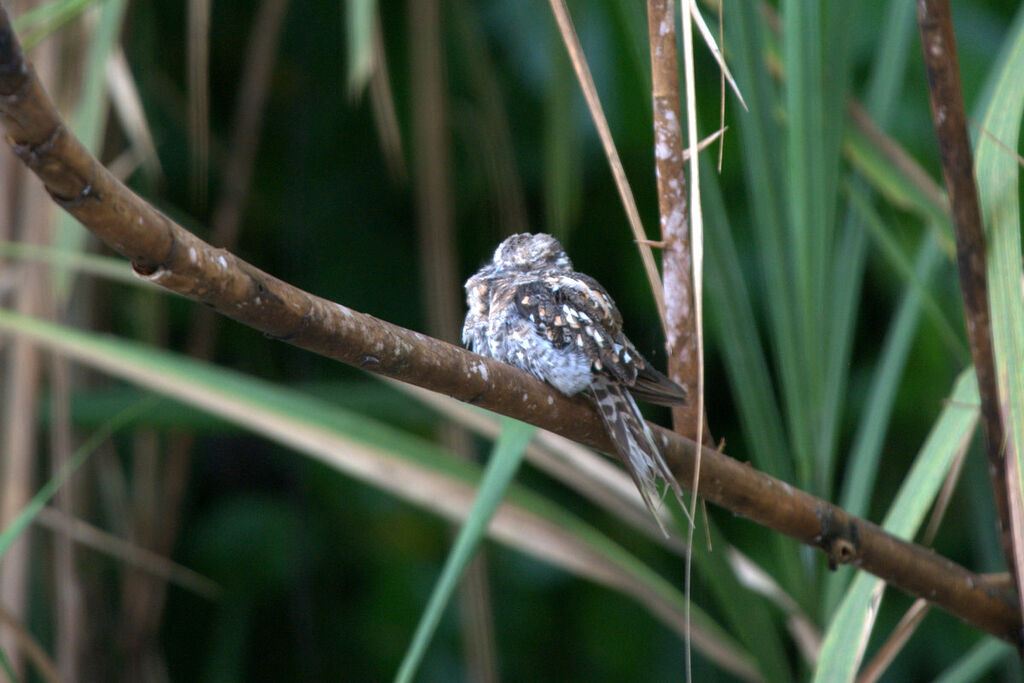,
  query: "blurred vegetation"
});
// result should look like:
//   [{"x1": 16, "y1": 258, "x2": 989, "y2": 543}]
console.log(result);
[{"x1": 1, "y1": 0, "x2": 1023, "y2": 681}]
